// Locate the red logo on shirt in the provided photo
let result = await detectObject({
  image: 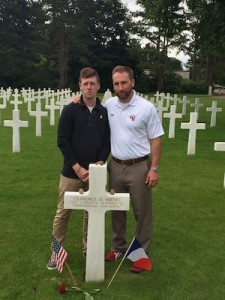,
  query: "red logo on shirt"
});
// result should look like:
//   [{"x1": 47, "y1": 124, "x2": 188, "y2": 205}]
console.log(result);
[{"x1": 130, "y1": 115, "x2": 135, "y2": 121}]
